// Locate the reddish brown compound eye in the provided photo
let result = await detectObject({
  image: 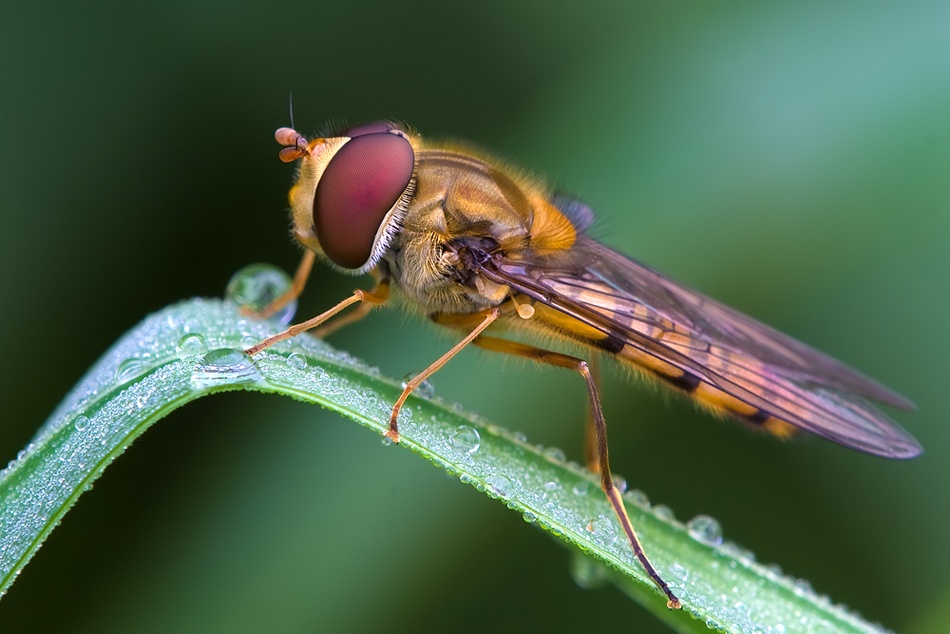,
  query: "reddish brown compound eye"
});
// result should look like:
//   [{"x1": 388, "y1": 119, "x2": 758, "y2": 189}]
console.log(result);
[
  {"x1": 345, "y1": 121, "x2": 405, "y2": 137},
  {"x1": 314, "y1": 133, "x2": 414, "y2": 269}
]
